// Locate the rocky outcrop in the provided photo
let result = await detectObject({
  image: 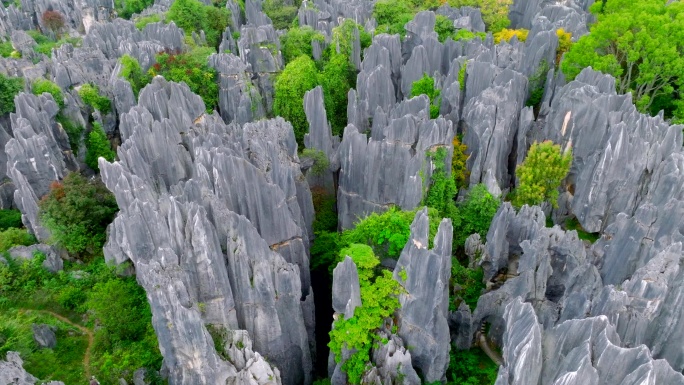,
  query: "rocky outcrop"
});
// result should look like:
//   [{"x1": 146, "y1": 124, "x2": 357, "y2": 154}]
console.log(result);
[
  {"x1": 32, "y1": 324, "x2": 57, "y2": 349},
  {"x1": 393, "y1": 208, "x2": 453, "y2": 382},
  {"x1": 331, "y1": 256, "x2": 361, "y2": 320},
  {"x1": 303, "y1": 86, "x2": 338, "y2": 193},
  {"x1": 100, "y1": 78, "x2": 313, "y2": 385},
  {"x1": 0, "y1": 352, "x2": 37, "y2": 385},
  {"x1": 5, "y1": 93, "x2": 77, "y2": 240},
  {"x1": 7, "y1": 244, "x2": 64, "y2": 273},
  {"x1": 209, "y1": 53, "x2": 265, "y2": 125}
]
